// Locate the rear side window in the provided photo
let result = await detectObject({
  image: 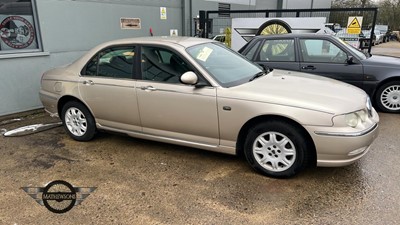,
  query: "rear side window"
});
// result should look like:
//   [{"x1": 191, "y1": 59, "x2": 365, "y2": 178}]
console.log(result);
[
  {"x1": 258, "y1": 39, "x2": 295, "y2": 62},
  {"x1": 82, "y1": 46, "x2": 136, "y2": 79}
]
